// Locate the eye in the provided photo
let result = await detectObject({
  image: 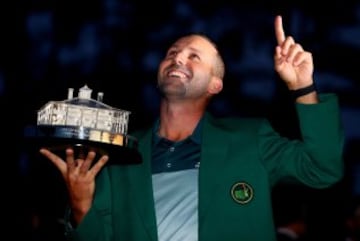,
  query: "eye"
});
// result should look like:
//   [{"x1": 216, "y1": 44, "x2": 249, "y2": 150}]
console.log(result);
[
  {"x1": 166, "y1": 50, "x2": 177, "y2": 57},
  {"x1": 189, "y1": 53, "x2": 200, "y2": 60}
]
